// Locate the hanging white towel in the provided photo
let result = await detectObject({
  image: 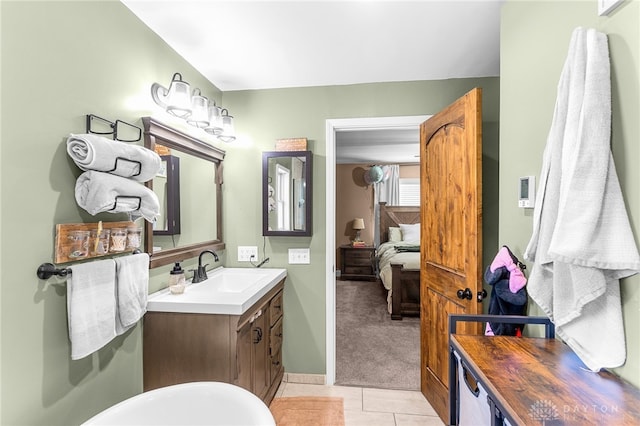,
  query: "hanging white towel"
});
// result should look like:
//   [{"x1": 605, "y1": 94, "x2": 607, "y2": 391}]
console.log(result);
[
  {"x1": 75, "y1": 170, "x2": 160, "y2": 223},
  {"x1": 67, "y1": 133, "x2": 161, "y2": 182},
  {"x1": 67, "y1": 259, "x2": 117, "y2": 360},
  {"x1": 524, "y1": 27, "x2": 640, "y2": 371},
  {"x1": 114, "y1": 253, "x2": 149, "y2": 335}
]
